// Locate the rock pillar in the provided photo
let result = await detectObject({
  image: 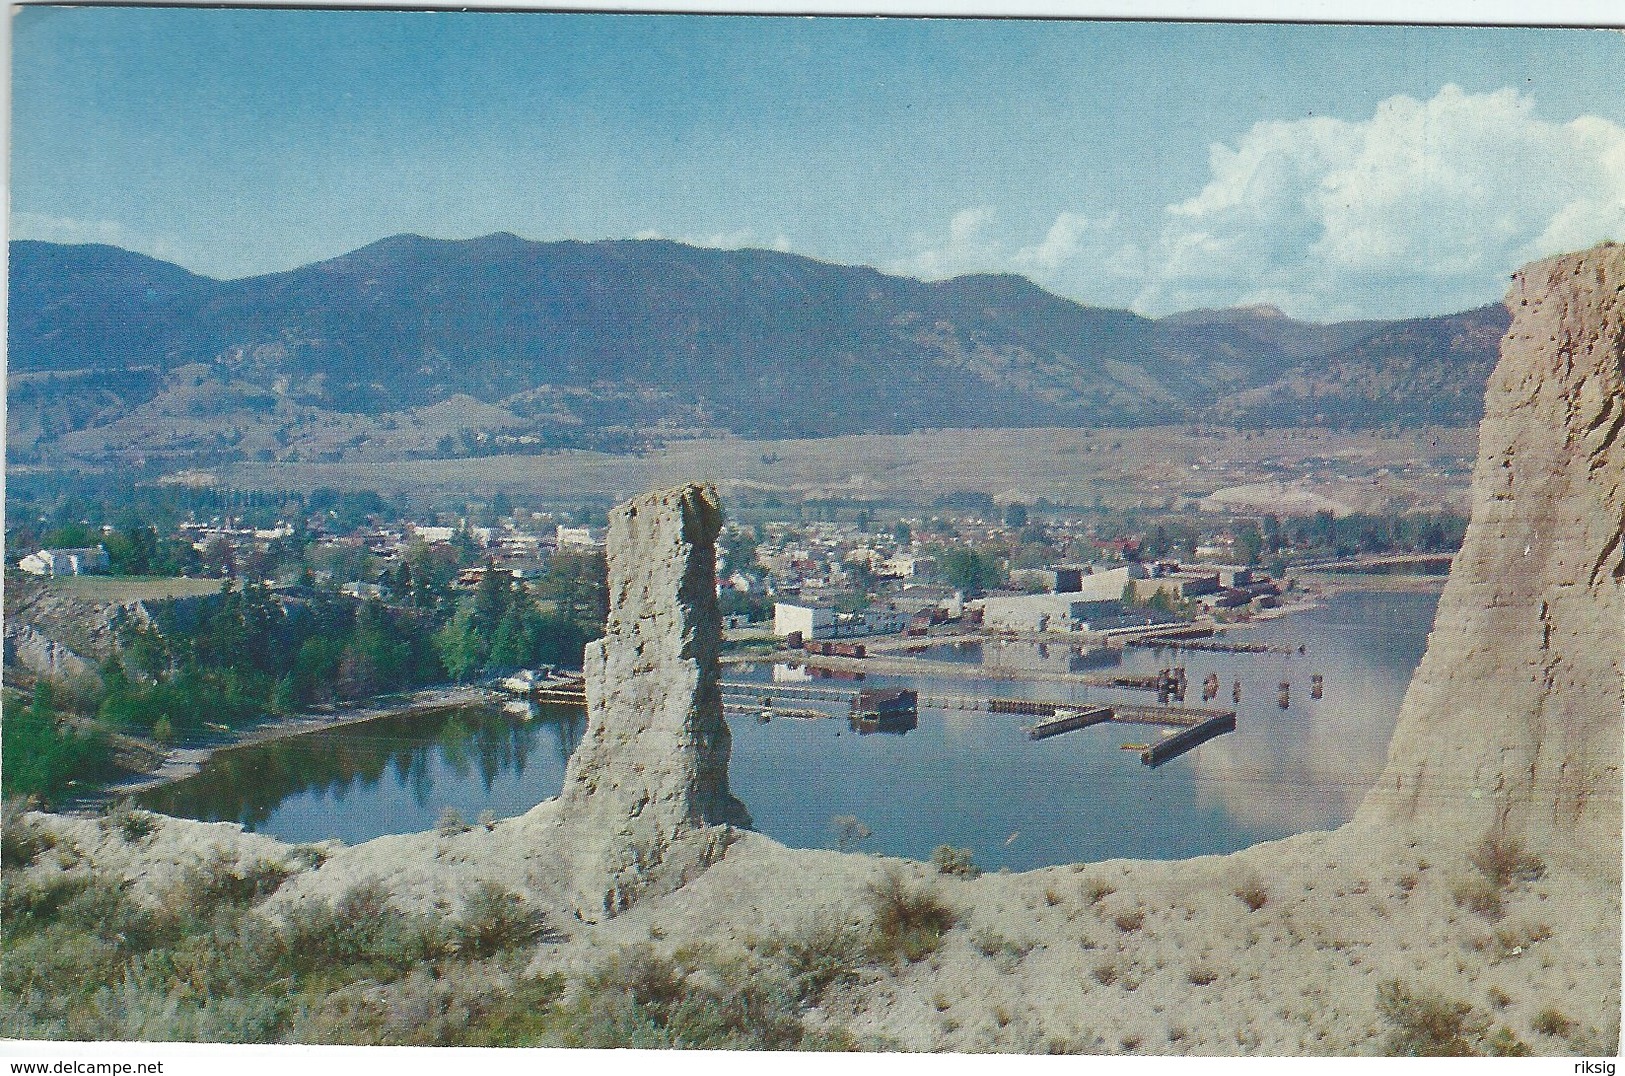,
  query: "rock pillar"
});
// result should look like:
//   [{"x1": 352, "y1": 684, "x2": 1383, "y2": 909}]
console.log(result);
[
  {"x1": 1357, "y1": 244, "x2": 1624, "y2": 879},
  {"x1": 555, "y1": 483, "x2": 751, "y2": 919}
]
